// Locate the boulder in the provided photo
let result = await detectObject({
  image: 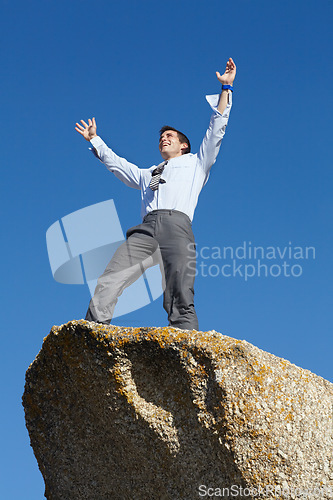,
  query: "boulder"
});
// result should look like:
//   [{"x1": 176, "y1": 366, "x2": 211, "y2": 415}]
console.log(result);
[{"x1": 23, "y1": 321, "x2": 333, "y2": 499}]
